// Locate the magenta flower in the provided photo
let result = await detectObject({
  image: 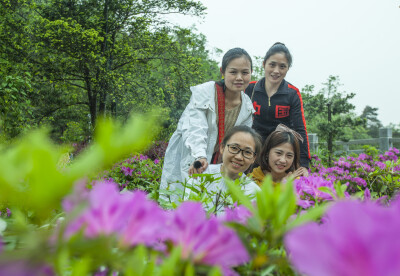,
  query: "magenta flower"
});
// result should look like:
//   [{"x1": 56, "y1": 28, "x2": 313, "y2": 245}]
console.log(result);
[
  {"x1": 154, "y1": 159, "x2": 160, "y2": 164},
  {"x1": 62, "y1": 179, "x2": 90, "y2": 213},
  {"x1": 166, "y1": 202, "x2": 249, "y2": 273},
  {"x1": 121, "y1": 166, "x2": 134, "y2": 176},
  {"x1": 219, "y1": 203, "x2": 252, "y2": 225},
  {"x1": 64, "y1": 181, "x2": 167, "y2": 247},
  {"x1": 0, "y1": 260, "x2": 54, "y2": 276},
  {"x1": 294, "y1": 175, "x2": 342, "y2": 208},
  {"x1": 119, "y1": 191, "x2": 167, "y2": 247},
  {"x1": 285, "y1": 198, "x2": 400, "y2": 276},
  {"x1": 6, "y1": 208, "x2": 11, "y2": 218}
]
